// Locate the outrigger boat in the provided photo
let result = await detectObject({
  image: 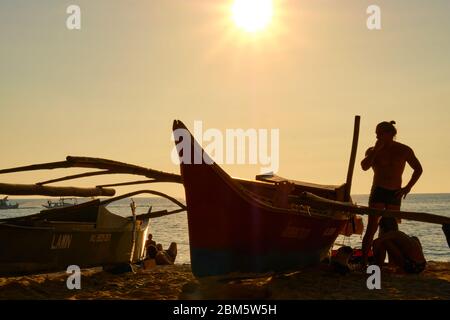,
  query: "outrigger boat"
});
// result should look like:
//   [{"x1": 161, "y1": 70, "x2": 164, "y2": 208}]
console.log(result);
[
  {"x1": 42, "y1": 197, "x2": 78, "y2": 209},
  {"x1": 0, "y1": 190, "x2": 185, "y2": 276},
  {"x1": 172, "y1": 120, "x2": 360, "y2": 277},
  {"x1": 0, "y1": 196, "x2": 19, "y2": 210}
]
